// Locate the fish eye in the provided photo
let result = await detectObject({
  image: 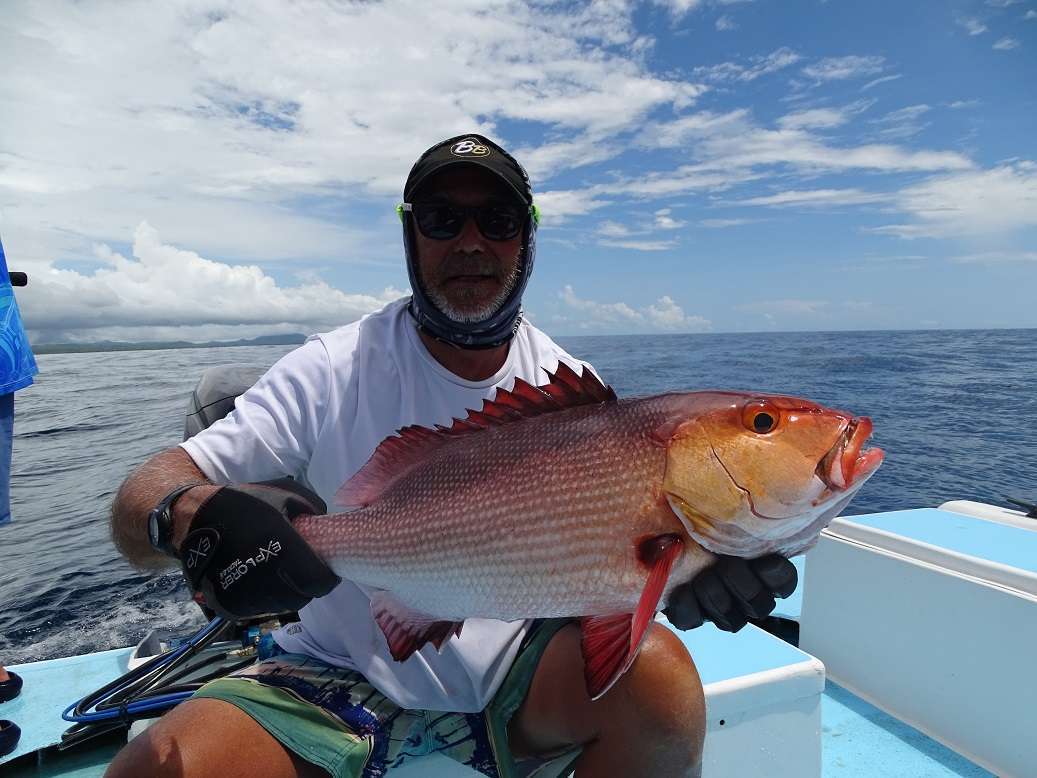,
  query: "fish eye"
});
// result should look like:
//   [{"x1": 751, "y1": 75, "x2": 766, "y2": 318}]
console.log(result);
[{"x1": 742, "y1": 401, "x2": 780, "y2": 434}]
